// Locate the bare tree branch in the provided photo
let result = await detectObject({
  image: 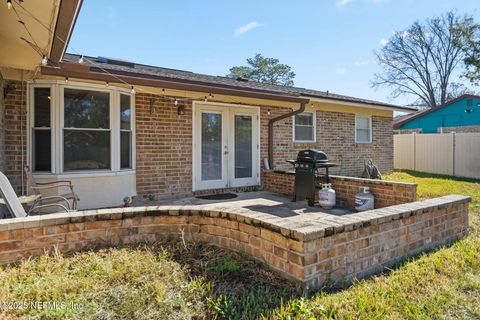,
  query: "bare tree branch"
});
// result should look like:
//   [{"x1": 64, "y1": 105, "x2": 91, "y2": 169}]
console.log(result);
[{"x1": 372, "y1": 11, "x2": 471, "y2": 108}]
